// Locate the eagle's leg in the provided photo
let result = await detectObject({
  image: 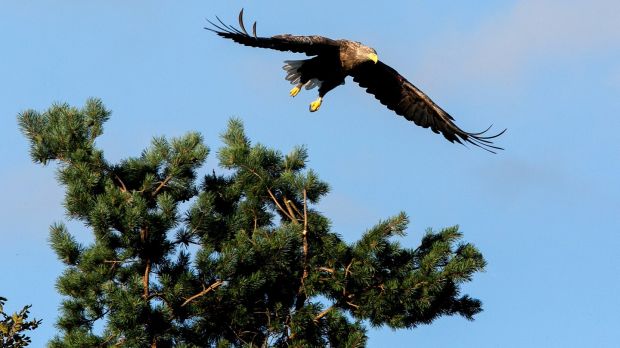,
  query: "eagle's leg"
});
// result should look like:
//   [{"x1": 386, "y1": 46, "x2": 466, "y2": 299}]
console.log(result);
[
  {"x1": 309, "y1": 79, "x2": 342, "y2": 112},
  {"x1": 309, "y1": 97, "x2": 322, "y2": 112},
  {"x1": 284, "y1": 60, "x2": 310, "y2": 97},
  {"x1": 290, "y1": 83, "x2": 303, "y2": 97}
]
